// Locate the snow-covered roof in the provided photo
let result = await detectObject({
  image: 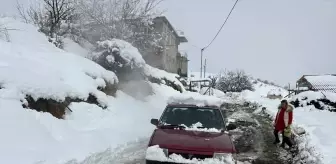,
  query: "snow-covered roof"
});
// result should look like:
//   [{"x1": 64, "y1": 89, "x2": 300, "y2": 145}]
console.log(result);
[
  {"x1": 154, "y1": 16, "x2": 188, "y2": 43},
  {"x1": 301, "y1": 75, "x2": 336, "y2": 93}
]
